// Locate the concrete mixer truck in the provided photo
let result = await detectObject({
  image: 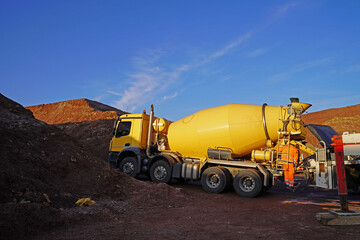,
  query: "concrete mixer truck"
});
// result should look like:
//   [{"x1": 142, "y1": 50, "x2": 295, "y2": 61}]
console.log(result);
[{"x1": 108, "y1": 98, "x2": 315, "y2": 197}]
